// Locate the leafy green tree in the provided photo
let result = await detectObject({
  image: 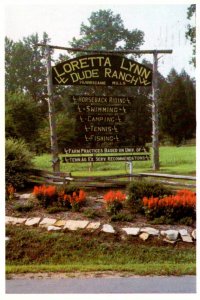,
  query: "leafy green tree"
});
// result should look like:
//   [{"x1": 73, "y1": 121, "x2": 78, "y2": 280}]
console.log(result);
[
  {"x1": 37, "y1": 111, "x2": 76, "y2": 153},
  {"x1": 70, "y1": 9, "x2": 144, "y2": 51},
  {"x1": 5, "y1": 32, "x2": 51, "y2": 103},
  {"x1": 159, "y1": 69, "x2": 196, "y2": 145},
  {"x1": 5, "y1": 92, "x2": 42, "y2": 150},
  {"x1": 185, "y1": 4, "x2": 196, "y2": 67}
]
